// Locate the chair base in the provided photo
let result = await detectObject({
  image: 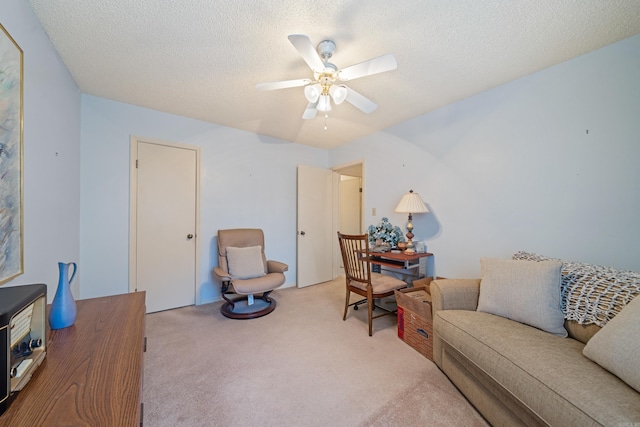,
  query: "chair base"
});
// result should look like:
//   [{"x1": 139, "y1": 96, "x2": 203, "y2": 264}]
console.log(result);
[
  {"x1": 220, "y1": 295, "x2": 276, "y2": 319},
  {"x1": 344, "y1": 292, "x2": 399, "y2": 336},
  {"x1": 352, "y1": 298, "x2": 377, "y2": 311}
]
